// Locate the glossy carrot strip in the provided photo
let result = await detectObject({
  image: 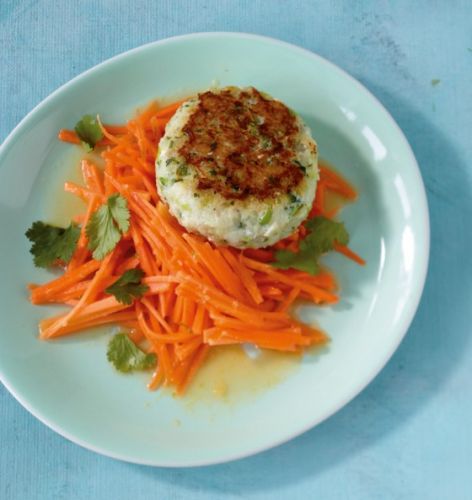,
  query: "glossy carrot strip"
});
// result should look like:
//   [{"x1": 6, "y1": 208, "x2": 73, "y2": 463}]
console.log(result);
[
  {"x1": 157, "y1": 344, "x2": 172, "y2": 386},
  {"x1": 30, "y1": 259, "x2": 101, "y2": 303},
  {"x1": 68, "y1": 194, "x2": 99, "y2": 270},
  {"x1": 334, "y1": 243, "x2": 366, "y2": 265},
  {"x1": 181, "y1": 298, "x2": 196, "y2": 328},
  {"x1": 39, "y1": 298, "x2": 131, "y2": 339},
  {"x1": 277, "y1": 287, "x2": 301, "y2": 312},
  {"x1": 178, "y1": 286, "x2": 289, "y2": 330},
  {"x1": 203, "y1": 327, "x2": 309, "y2": 352},
  {"x1": 43, "y1": 244, "x2": 126, "y2": 338},
  {"x1": 62, "y1": 248, "x2": 120, "y2": 319},
  {"x1": 150, "y1": 116, "x2": 170, "y2": 132},
  {"x1": 46, "y1": 280, "x2": 91, "y2": 303},
  {"x1": 242, "y1": 248, "x2": 274, "y2": 262},
  {"x1": 81, "y1": 160, "x2": 104, "y2": 195},
  {"x1": 38, "y1": 311, "x2": 135, "y2": 339},
  {"x1": 126, "y1": 328, "x2": 145, "y2": 344},
  {"x1": 243, "y1": 257, "x2": 338, "y2": 304},
  {"x1": 155, "y1": 100, "x2": 185, "y2": 118},
  {"x1": 104, "y1": 124, "x2": 128, "y2": 134},
  {"x1": 58, "y1": 129, "x2": 81, "y2": 144},
  {"x1": 171, "y1": 294, "x2": 184, "y2": 324},
  {"x1": 130, "y1": 222, "x2": 157, "y2": 276},
  {"x1": 259, "y1": 285, "x2": 283, "y2": 298},
  {"x1": 64, "y1": 182, "x2": 104, "y2": 203},
  {"x1": 174, "y1": 336, "x2": 202, "y2": 361},
  {"x1": 176, "y1": 345, "x2": 209, "y2": 395},
  {"x1": 297, "y1": 322, "x2": 329, "y2": 344},
  {"x1": 145, "y1": 283, "x2": 171, "y2": 294},
  {"x1": 182, "y1": 234, "x2": 247, "y2": 302},
  {"x1": 136, "y1": 302, "x2": 197, "y2": 344},
  {"x1": 283, "y1": 269, "x2": 337, "y2": 291},
  {"x1": 176, "y1": 276, "x2": 291, "y2": 326},
  {"x1": 136, "y1": 101, "x2": 160, "y2": 124},
  {"x1": 114, "y1": 255, "x2": 140, "y2": 275},
  {"x1": 141, "y1": 297, "x2": 172, "y2": 333},
  {"x1": 219, "y1": 248, "x2": 263, "y2": 305},
  {"x1": 191, "y1": 303, "x2": 206, "y2": 335},
  {"x1": 147, "y1": 367, "x2": 164, "y2": 391},
  {"x1": 319, "y1": 164, "x2": 357, "y2": 200}
]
